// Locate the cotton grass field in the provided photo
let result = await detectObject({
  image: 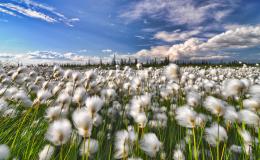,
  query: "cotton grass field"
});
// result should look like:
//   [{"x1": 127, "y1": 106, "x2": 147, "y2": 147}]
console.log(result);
[{"x1": 0, "y1": 63, "x2": 259, "y2": 160}]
